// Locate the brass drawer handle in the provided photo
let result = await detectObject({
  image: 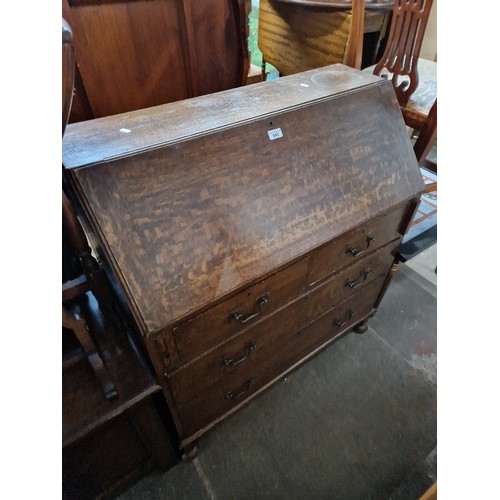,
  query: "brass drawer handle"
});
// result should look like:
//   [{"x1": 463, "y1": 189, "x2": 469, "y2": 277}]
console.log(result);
[
  {"x1": 224, "y1": 377, "x2": 254, "y2": 400},
  {"x1": 334, "y1": 309, "x2": 355, "y2": 328},
  {"x1": 221, "y1": 340, "x2": 257, "y2": 366},
  {"x1": 346, "y1": 234, "x2": 375, "y2": 257},
  {"x1": 346, "y1": 269, "x2": 372, "y2": 289},
  {"x1": 230, "y1": 293, "x2": 269, "y2": 324}
]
